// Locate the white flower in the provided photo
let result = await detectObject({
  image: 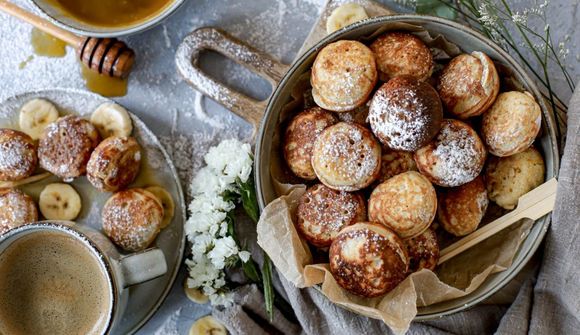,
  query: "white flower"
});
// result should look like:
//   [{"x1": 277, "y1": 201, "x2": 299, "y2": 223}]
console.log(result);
[
  {"x1": 205, "y1": 139, "x2": 253, "y2": 183},
  {"x1": 190, "y1": 167, "x2": 230, "y2": 196},
  {"x1": 185, "y1": 138, "x2": 256, "y2": 307},
  {"x1": 207, "y1": 236, "x2": 239, "y2": 269},
  {"x1": 185, "y1": 210, "x2": 227, "y2": 235},
  {"x1": 238, "y1": 250, "x2": 251, "y2": 263}
]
